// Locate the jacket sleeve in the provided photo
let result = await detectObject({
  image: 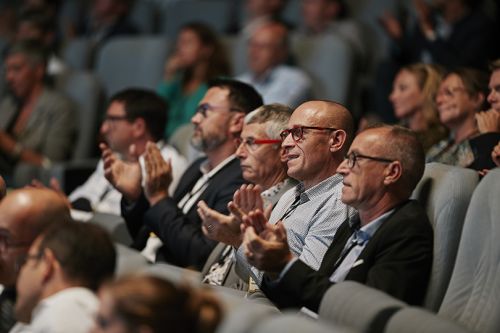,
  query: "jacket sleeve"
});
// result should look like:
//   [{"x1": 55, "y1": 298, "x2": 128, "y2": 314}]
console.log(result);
[
  {"x1": 121, "y1": 192, "x2": 151, "y2": 240},
  {"x1": 143, "y1": 175, "x2": 243, "y2": 270},
  {"x1": 41, "y1": 96, "x2": 76, "y2": 161},
  {"x1": 261, "y1": 258, "x2": 333, "y2": 312}
]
